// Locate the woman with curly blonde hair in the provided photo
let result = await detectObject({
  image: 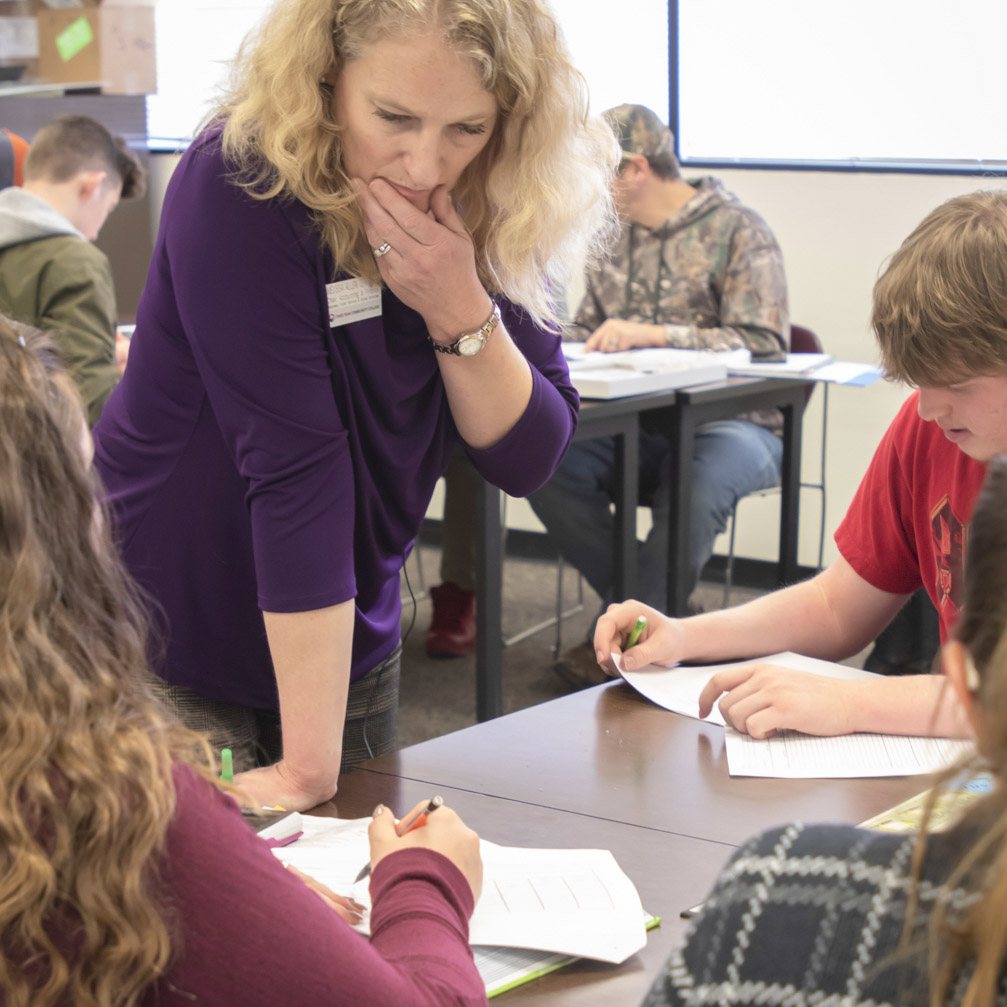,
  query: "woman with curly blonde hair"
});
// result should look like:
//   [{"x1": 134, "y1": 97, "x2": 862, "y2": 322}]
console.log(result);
[
  {"x1": 0, "y1": 315, "x2": 487, "y2": 1006},
  {"x1": 93, "y1": 0, "x2": 619, "y2": 811}
]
